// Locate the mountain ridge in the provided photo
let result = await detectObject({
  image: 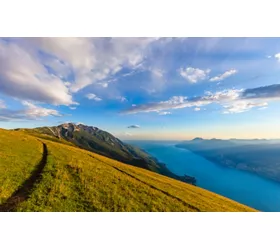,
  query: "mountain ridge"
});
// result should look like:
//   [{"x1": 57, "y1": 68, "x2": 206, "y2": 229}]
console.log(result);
[{"x1": 15, "y1": 123, "x2": 196, "y2": 185}]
